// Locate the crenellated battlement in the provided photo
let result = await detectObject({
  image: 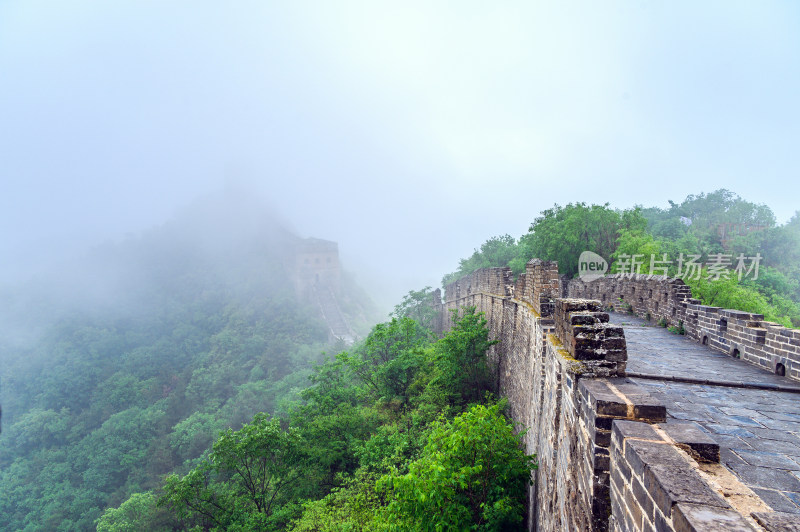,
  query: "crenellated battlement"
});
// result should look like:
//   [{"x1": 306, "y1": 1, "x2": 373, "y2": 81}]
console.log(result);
[
  {"x1": 565, "y1": 273, "x2": 800, "y2": 382},
  {"x1": 438, "y1": 261, "x2": 800, "y2": 531}
]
